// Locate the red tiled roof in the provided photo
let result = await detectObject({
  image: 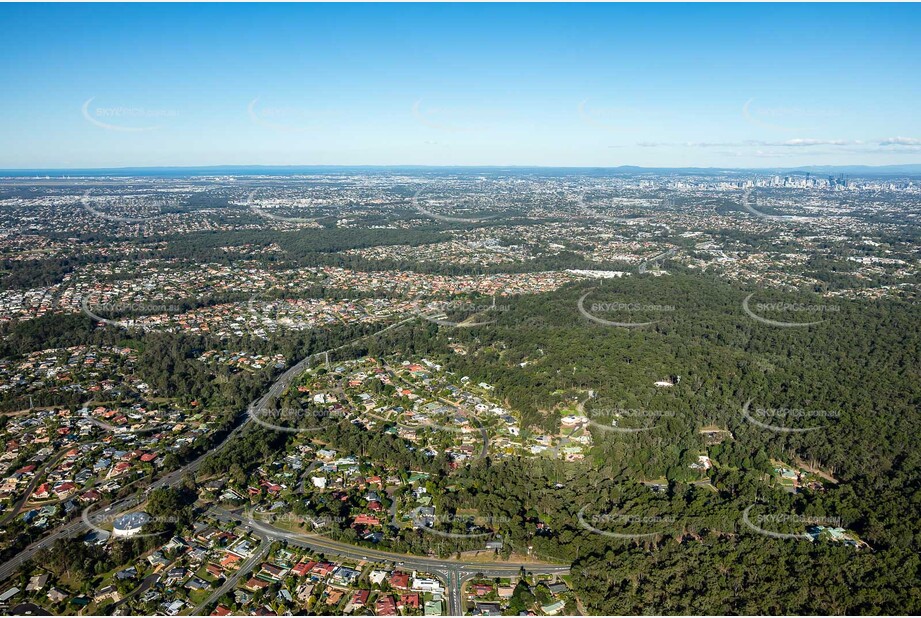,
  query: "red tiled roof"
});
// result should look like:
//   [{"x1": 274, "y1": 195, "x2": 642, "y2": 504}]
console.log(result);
[
  {"x1": 376, "y1": 595, "x2": 397, "y2": 615},
  {"x1": 390, "y1": 571, "x2": 410, "y2": 589},
  {"x1": 245, "y1": 577, "x2": 270, "y2": 590},
  {"x1": 291, "y1": 561, "x2": 315, "y2": 576},
  {"x1": 399, "y1": 593, "x2": 420, "y2": 608},
  {"x1": 353, "y1": 514, "x2": 380, "y2": 526},
  {"x1": 352, "y1": 589, "x2": 370, "y2": 606}
]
